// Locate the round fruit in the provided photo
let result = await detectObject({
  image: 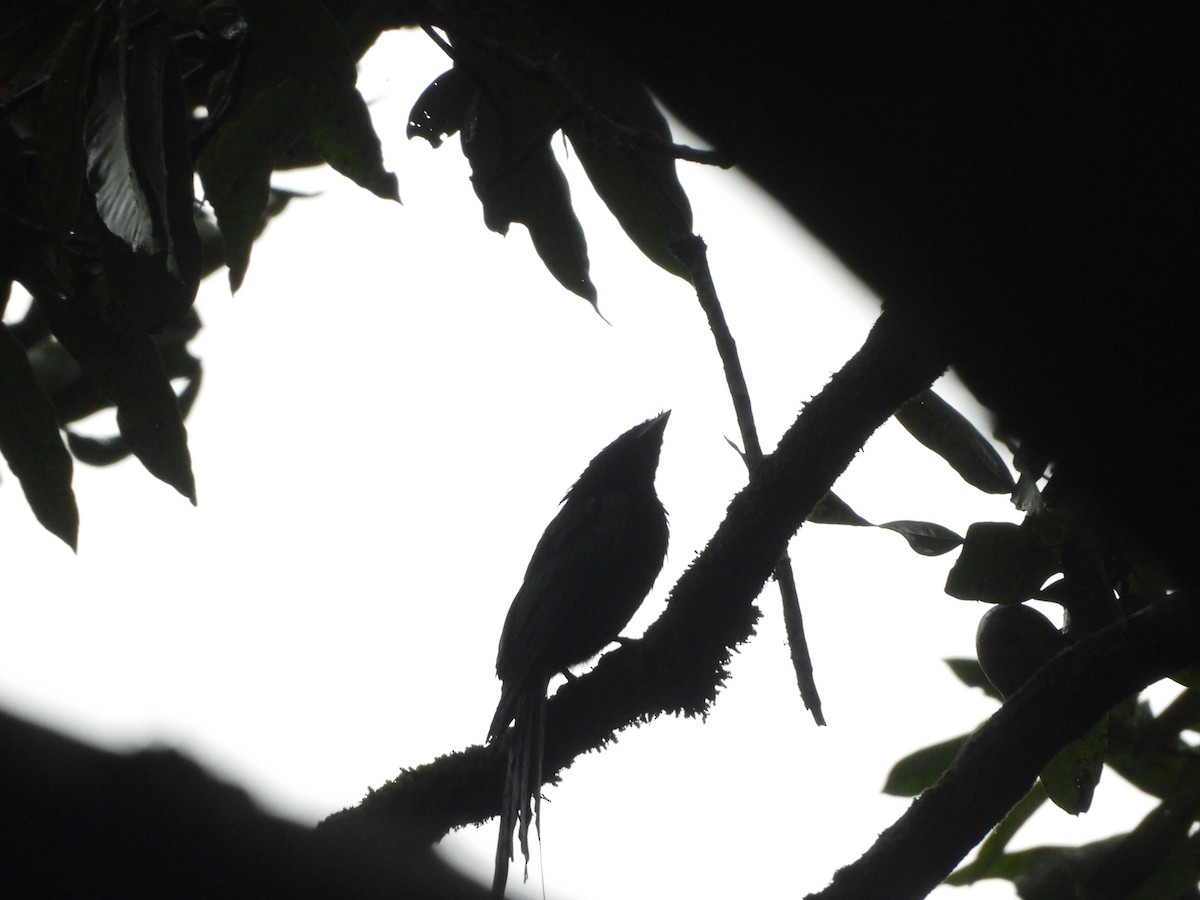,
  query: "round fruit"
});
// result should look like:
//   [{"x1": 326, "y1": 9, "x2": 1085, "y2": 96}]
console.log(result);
[{"x1": 976, "y1": 604, "x2": 1065, "y2": 698}]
